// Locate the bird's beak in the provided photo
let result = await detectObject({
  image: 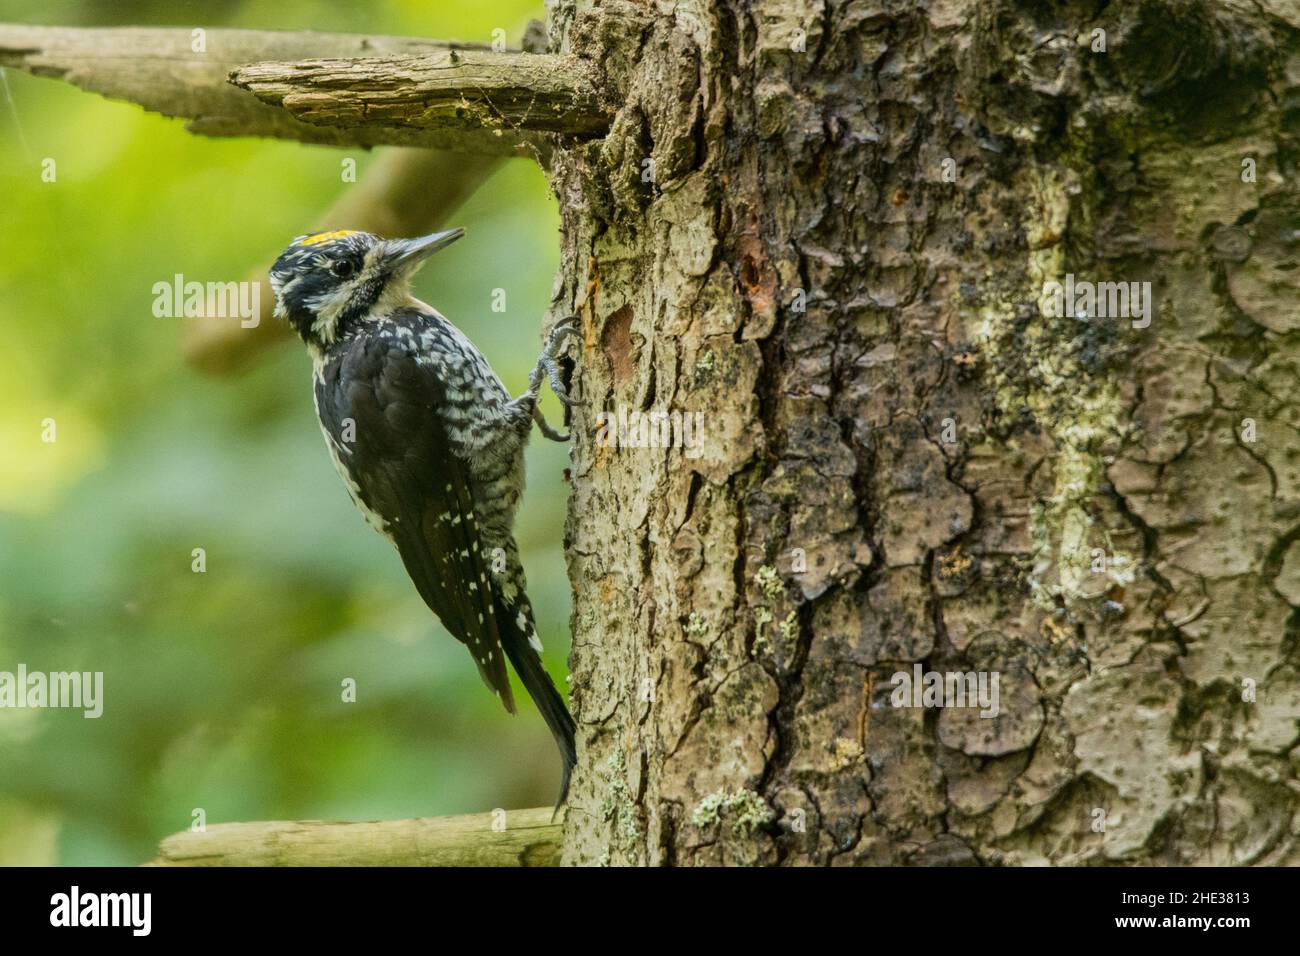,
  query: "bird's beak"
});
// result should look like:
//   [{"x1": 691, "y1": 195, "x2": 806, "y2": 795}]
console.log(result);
[{"x1": 383, "y1": 228, "x2": 465, "y2": 274}]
